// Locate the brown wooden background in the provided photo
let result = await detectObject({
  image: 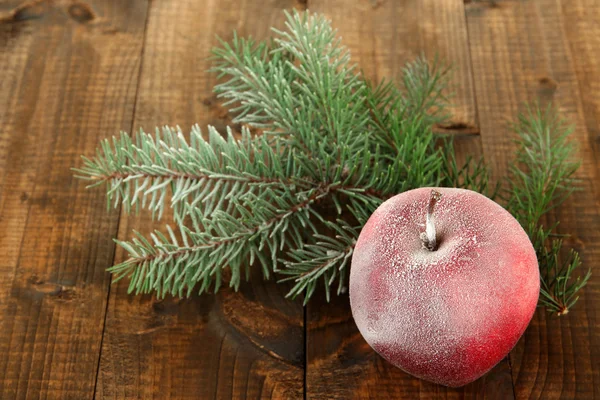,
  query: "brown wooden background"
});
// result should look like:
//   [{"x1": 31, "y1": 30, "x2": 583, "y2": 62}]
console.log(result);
[{"x1": 0, "y1": 0, "x2": 598, "y2": 399}]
